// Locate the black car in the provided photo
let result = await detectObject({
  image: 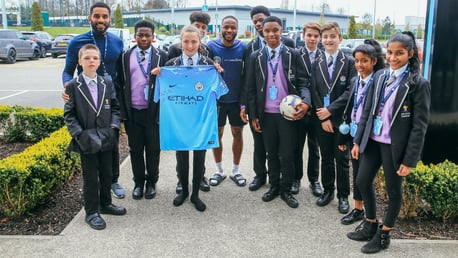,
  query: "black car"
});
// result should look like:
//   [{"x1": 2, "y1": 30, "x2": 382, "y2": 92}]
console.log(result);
[
  {"x1": 21, "y1": 31, "x2": 53, "y2": 58},
  {"x1": 49, "y1": 34, "x2": 78, "y2": 58}
]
